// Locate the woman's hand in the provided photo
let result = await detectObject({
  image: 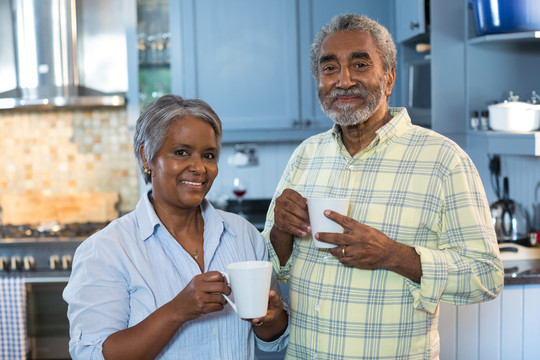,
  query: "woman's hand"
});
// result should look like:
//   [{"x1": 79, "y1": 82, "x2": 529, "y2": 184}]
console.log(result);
[
  {"x1": 247, "y1": 290, "x2": 283, "y2": 326},
  {"x1": 171, "y1": 271, "x2": 230, "y2": 323},
  {"x1": 249, "y1": 290, "x2": 288, "y2": 342}
]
